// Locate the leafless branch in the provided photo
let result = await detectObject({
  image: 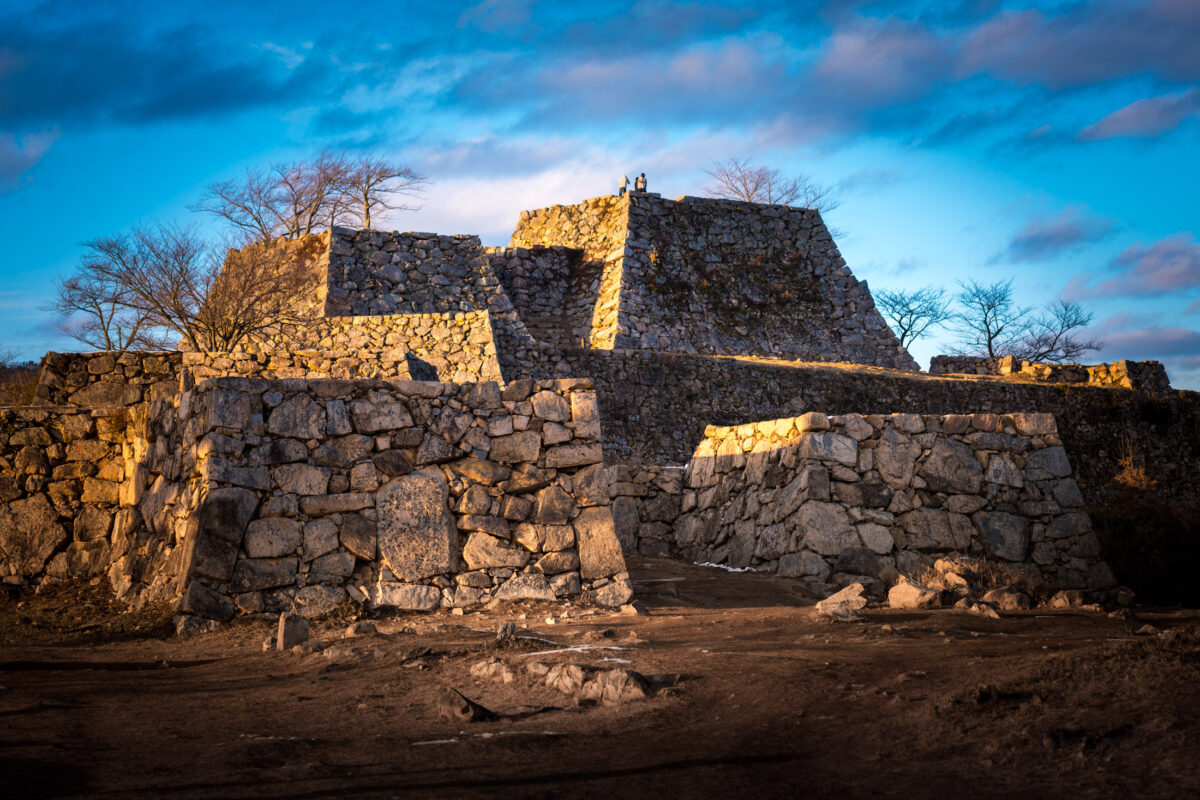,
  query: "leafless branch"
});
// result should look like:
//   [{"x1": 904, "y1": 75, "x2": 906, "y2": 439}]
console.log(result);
[{"x1": 875, "y1": 286, "x2": 954, "y2": 347}]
